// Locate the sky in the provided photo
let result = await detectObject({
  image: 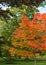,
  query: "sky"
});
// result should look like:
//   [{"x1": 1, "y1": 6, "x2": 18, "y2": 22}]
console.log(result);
[
  {"x1": 0, "y1": 2, "x2": 11, "y2": 10},
  {"x1": 38, "y1": 5, "x2": 46, "y2": 13},
  {"x1": 0, "y1": 2, "x2": 46, "y2": 13}
]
